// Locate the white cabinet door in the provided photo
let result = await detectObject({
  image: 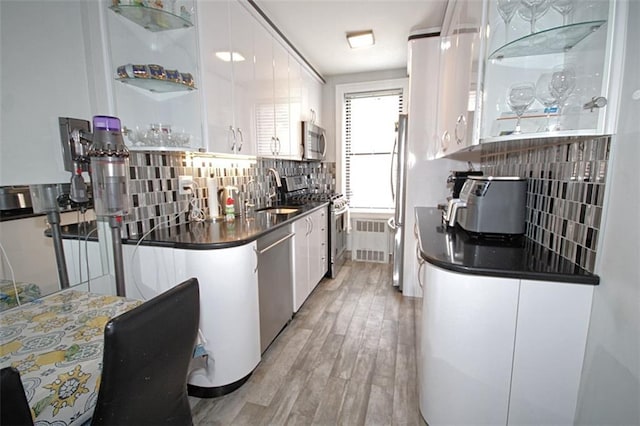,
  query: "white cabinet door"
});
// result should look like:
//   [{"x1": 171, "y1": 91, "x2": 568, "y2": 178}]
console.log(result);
[
  {"x1": 481, "y1": 0, "x2": 625, "y2": 141},
  {"x1": 198, "y1": 0, "x2": 234, "y2": 153},
  {"x1": 301, "y1": 66, "x2": 323, "y2": 126},
  {"x1": 229, "y1": 0, "x2": 256, "y2": 155},
  {"x1": 508, "y1": 280, "x2": 594, "y2": 425},
  {"x1": 308, "y1": 207, "x2": 328, "y2": 287},
  {"x1": 292, "y1": 216, "x2": 311, "y2": 312},
  {"x1": 179, "y1": 243, "x2": 261, "y2": 389},
  {"x1": 199, "y1": 0, "x2": 256, "y2": 155},
  {"x1": 420, "y1": 263, "x2": 518, "y2": 426},
  {"x1": 254, "y1": 21, "x2": 277, "y2": 157},
  {"x1": 435, "y1": 0, "x2": 485, "y2": 158},
  {"x1": 273, "y1": 40, "x2": 292, "y2": 158},
  {"x1": 288, "y1": 58, "x2": 303, "y2": 160}
]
